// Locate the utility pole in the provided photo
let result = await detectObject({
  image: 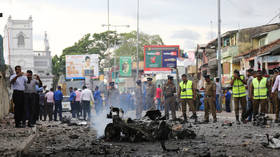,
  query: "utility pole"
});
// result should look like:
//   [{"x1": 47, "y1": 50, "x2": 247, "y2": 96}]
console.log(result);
[
  {"x1": 101, "y1": 24, "x2": 130, "y2": 82},
  {"x1": 217, "y1": 0, "x2": 222, "y2": 106},
  {"x1": 136, "y1": 0, "x2": 140, "y2": 80},
  {"x1": 107, "y1": 0, "x2": 110, "y2": 31}
]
